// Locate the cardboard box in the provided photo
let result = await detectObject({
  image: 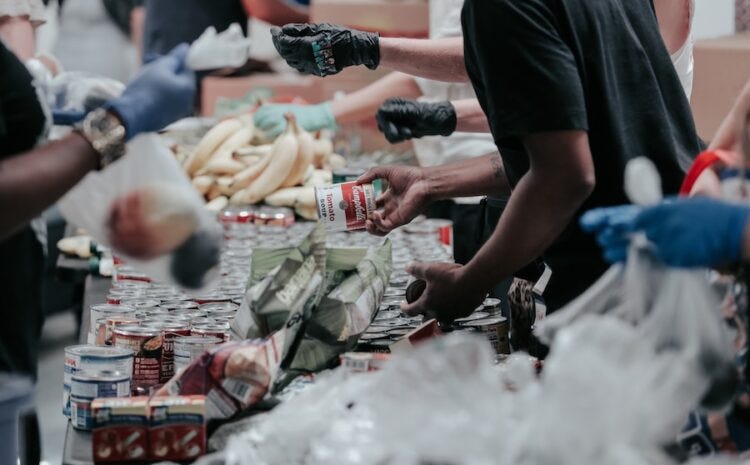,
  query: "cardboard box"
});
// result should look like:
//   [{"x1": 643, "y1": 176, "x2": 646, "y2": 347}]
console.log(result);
[
  {"x1": 201, "y1": 74, "x2": 323, "y2": 116},
  {"x1": 692, "y1": 32, "x2": 750, "y2": 142},
  {"x1": 310, "y1": 0, "x2": 429, "y2": 38},
  {"x1": 148, "y1": 395, "x2": 206, "y2": 462},
  {"x1": 92, "y1": 397, "x2": 150, "y2": 463}
]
